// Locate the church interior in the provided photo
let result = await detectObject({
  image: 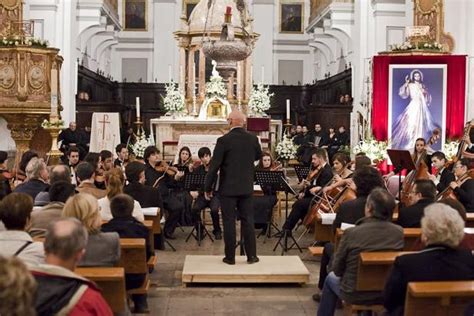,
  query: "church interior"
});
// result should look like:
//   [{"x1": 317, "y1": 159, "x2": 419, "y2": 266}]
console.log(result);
[{"x1": 1, "y1": 0, "x2": 474, "y2": 315}]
